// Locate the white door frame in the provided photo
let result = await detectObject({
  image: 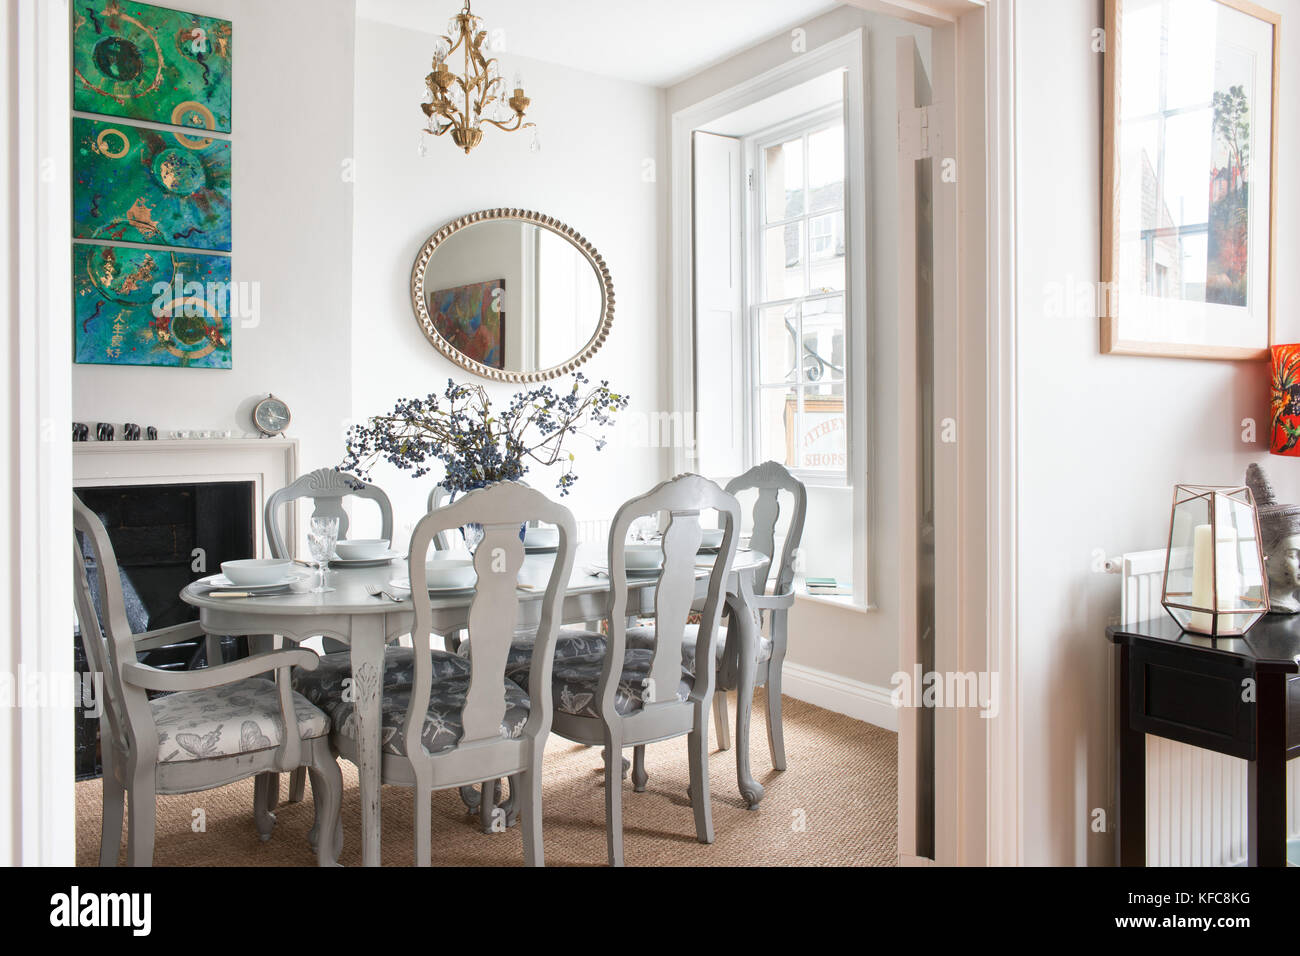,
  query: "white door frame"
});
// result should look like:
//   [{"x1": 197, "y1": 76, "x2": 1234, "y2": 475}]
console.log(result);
[
  {"x1": 844, "y1": 0, "x2": 1019, "y2": 867},
  {"x1": 4, "y1": 0, "x2": 75, "y2": 866},
  {"x1": 981, "y1": 0, "x2": 1020, "y2": 868},
  {"x1": 12, "y1": 0, "x2": 1021, "y2": 868}
]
